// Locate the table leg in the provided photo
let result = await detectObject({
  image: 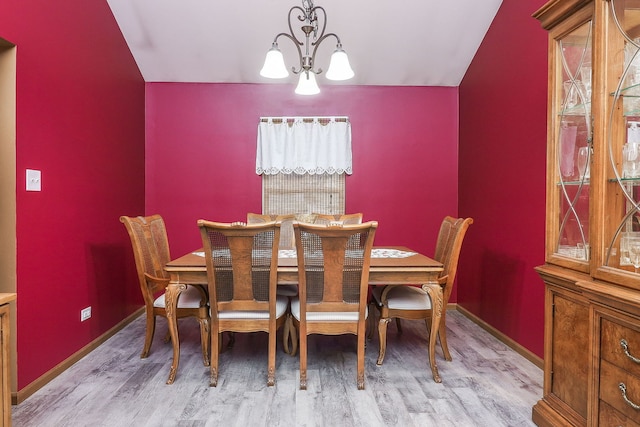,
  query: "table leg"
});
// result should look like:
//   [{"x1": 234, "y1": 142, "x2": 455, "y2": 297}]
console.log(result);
[
  {"x1": 422, "y1": 282, "x2": 443, "y2": 383},
  {"x1": 165, "y1": 281, "x2": 186, "y2": 385}
]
